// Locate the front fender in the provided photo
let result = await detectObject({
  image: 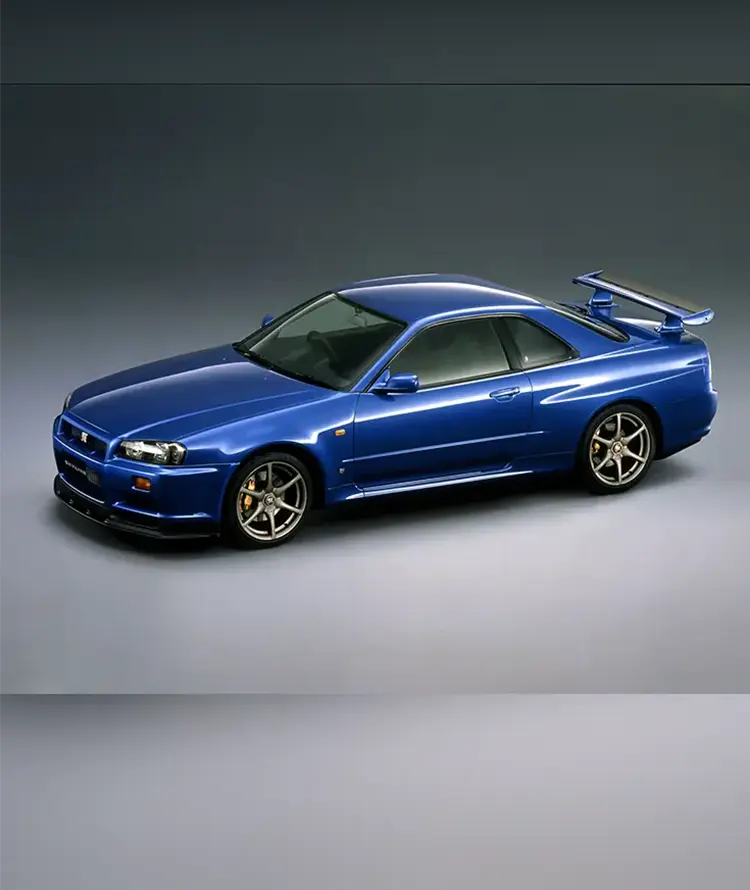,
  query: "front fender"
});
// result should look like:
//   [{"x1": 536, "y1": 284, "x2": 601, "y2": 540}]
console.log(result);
[{"x1": 181, "y1": 392, "x2": 360, "y2": 493}]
